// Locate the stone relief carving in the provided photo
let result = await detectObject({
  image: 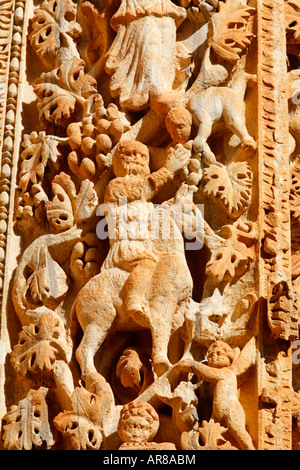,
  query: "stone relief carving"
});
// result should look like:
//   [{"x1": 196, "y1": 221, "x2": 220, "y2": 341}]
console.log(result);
[{"x1": 0, "y1": 0, "x2": 299, "y2": 451}]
